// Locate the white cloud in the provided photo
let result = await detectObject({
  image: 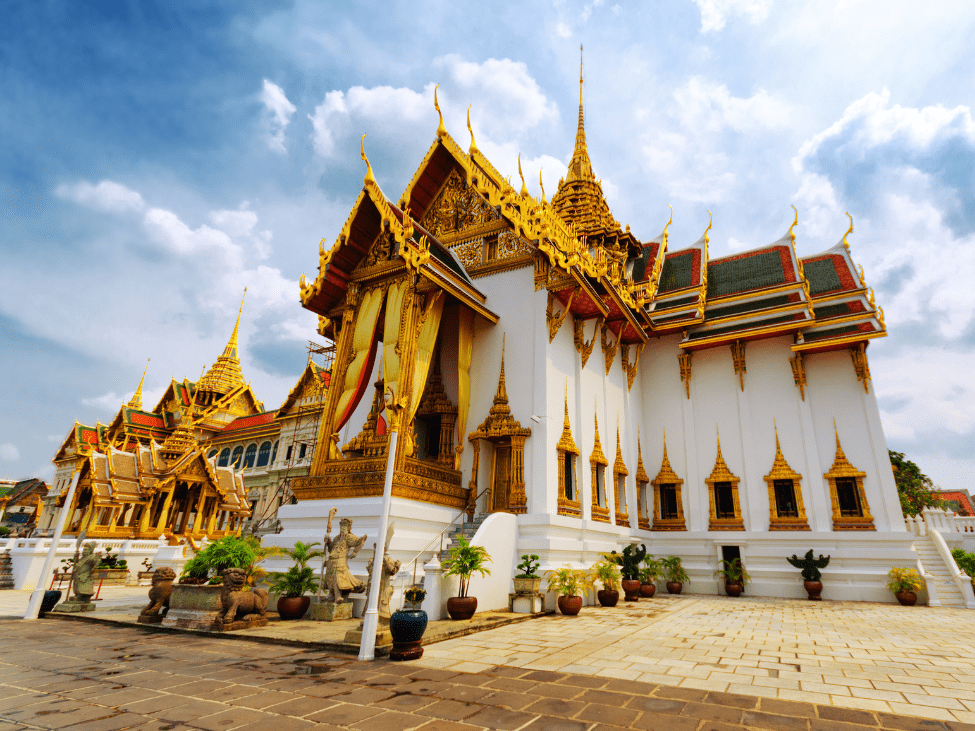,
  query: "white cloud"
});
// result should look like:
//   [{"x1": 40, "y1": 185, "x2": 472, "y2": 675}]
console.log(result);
[
  {"x1": 556, "y1": 22, "x2": 571, "y2": 37},
  {"x1": 261, "y1": 79, "x2": 297, "y2": 153},
  {"x1": 81, "y1": 392, "x2": 123, "y2": 410},
  {"x1": 674, "y1": 77, "x2": 791, "y2": 133},
  {"x1": 56, "y1": 180, "x2": 145, "y2": 214},
  {"x1": 0, "y1": 444, "x2": 19, "y2": 461},
  {"x1": 692, "y1": 0, "x2": 771, "y2": 33},
  {"x1": 642, "y1": 131, "x2": 737, "y2": 202},
  {"x1": 308, "y1": 89, "x2": 349, "y2": 158}
]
